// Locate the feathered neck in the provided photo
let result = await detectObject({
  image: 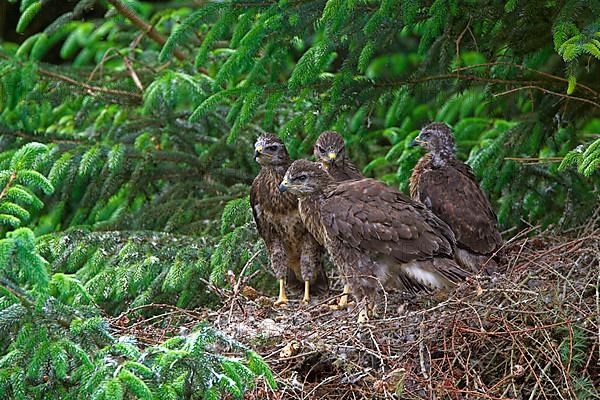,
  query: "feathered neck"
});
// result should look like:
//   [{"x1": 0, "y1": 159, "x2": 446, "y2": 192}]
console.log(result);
[
  {"x1": 262, "y1": 162, "x2": 290, "y2": 177},
  {"x1": 430, "y1": 147, "x2": 455, "y2": 167},
  {"x1": 329, "y1": 155, "x2": 361, "y2": 179}
]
